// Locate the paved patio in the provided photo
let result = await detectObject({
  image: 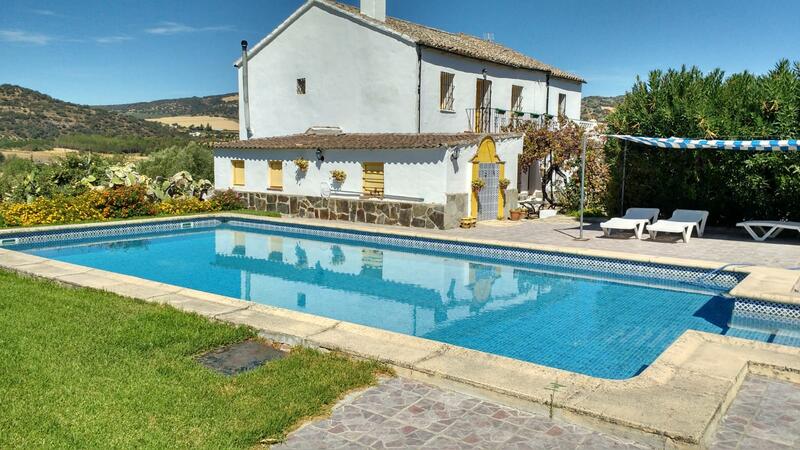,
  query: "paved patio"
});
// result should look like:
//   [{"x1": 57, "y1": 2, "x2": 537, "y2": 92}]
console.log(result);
[
  {"x1": 273, "y1": 377, "x2": 649, "y2": 449},
  {"x1": 361, "y1": 216, "x2": 800, "y2": 269},
  {"x1": 710, "y1": 375, "x2": 800, "y2": 450},
  {"x1": 274, "y1": 375, "x2": 800, "y2": 449}
]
